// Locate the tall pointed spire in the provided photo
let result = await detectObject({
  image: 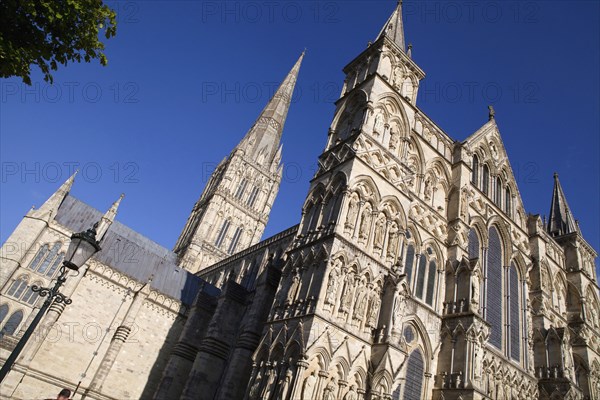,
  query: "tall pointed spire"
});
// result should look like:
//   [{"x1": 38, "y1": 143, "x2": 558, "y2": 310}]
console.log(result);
[
  {"x1": 547, "y1": 173, "x2": 578, "y2": 237},
  {"x1": 377, "y1": 1, "x2": 406, "y2": 52},
  {"x1": 33, "y1": 170, "x2": 78, "y2": 221},
  {"x1": 96, "y1": 193, "x2": 125, "y2": 241},
  {"x1": 237, "y1": 51, "x2": 304, "y2": 167}
]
